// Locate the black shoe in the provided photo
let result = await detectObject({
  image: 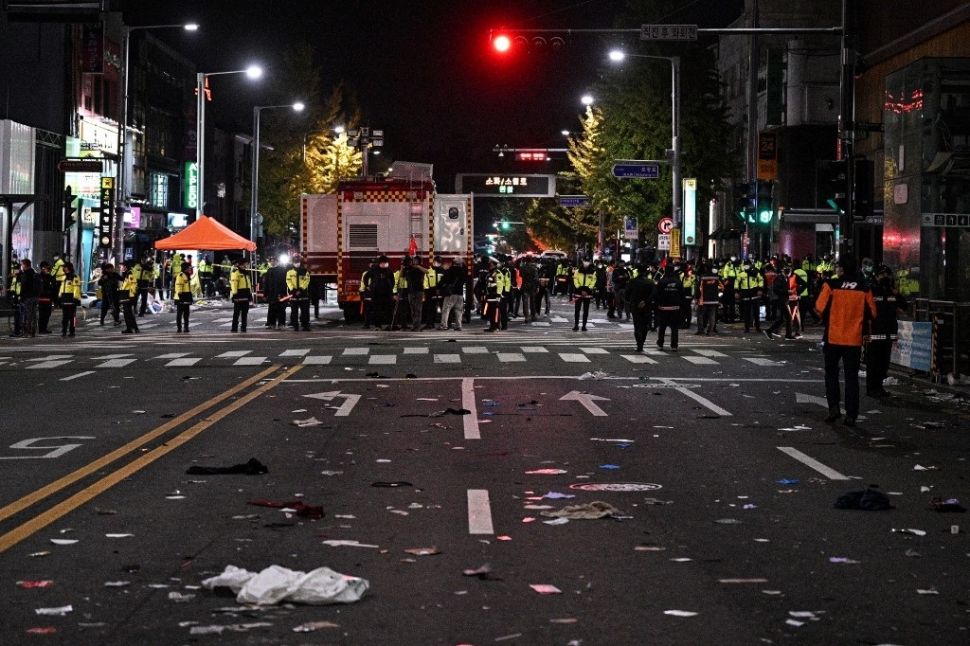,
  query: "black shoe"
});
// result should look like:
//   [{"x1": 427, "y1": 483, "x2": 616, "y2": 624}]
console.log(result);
[
  {"x1": 302, "y1": 326, "x2": 311, "y2": 331},
  {"x1": 231, "y1": 328, "x2": 238, "y2": 333},
  {"x1": 177, "y1": 328, "x2": 182, "y2": 333},
  {"x1": 844, "y1": 417, "x2": 856, "y2": 427},
  {"x1": 581, "y1": 326, "x2": 587, "y2": 331},
  {"x1": 671, "y1": 347, "x2": 678, "y2": 352},
  {"x1": 573, "y1": 325, "x2": 579, "y2": 331},
  {"x1": 241, "y1": 328, "x2": 247, "y2": 332},
  {"x1": 657, "y1": 343, "x2": 664, "y2": 350},
  {"x1": 636, "y1": 347, "x2": 643, "y2": 352},
  {"x1": 122, "y1": 329, "x2": 133, "y2": 334},
  {"x1": 68, "y1": 332, "x2": 75, "y2": 337},
  {"x1": 824, "y1": 410, "x2": 841, "y2": 424}
]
